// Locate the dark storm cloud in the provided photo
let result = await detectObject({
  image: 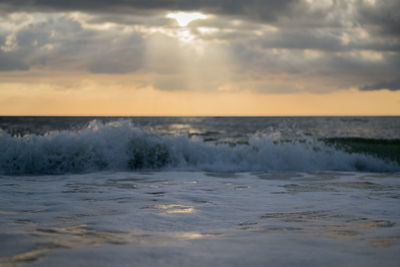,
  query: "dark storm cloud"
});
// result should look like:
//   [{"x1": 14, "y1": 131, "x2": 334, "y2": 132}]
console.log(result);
[
  {"x1": 236, "y1": 29, "x2": 346, "y2": 52},
  {"x1": 0, "y1": 0, "x2": 297, "y2": 22},
  {"x1": 1, "y1": 1, "x2": 399, "y2": 42},
  {"x1": 187, "y1": 9, "x2": 400, "y2": 55},
  {"x1": 231, "y1": 43, "x2": 373, "y2": 76},
  {"x1": 0, "y1": 0, "x2": 399, "y2": 94},
  {"x1": 229, "y1": 39, "x2": 400, "y2": 93},
  {"x1": 0, "y1": 15, "x2": 145, "y2": 73},
  {"x1": 249, "y1": 30, "x2": 399, "y2": 53},
  {"x1": 0, "y1": 50, "x2": 28, "y2": 71},
  {"x1": 86, "y1": 14, "x2": 171, "y2": 27},
  {"x1": 360, "y1": 78, "x2": 400, "y2": 91},
  {"x1": 86, "y1": 33, "x2": 144, "y2": 74},
  {"x1": 1, "y1": 1, "x2": 398, "y2": 53},
  {"x1": 356, "y1": 0, "x2": 400, "y2": 38}
]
